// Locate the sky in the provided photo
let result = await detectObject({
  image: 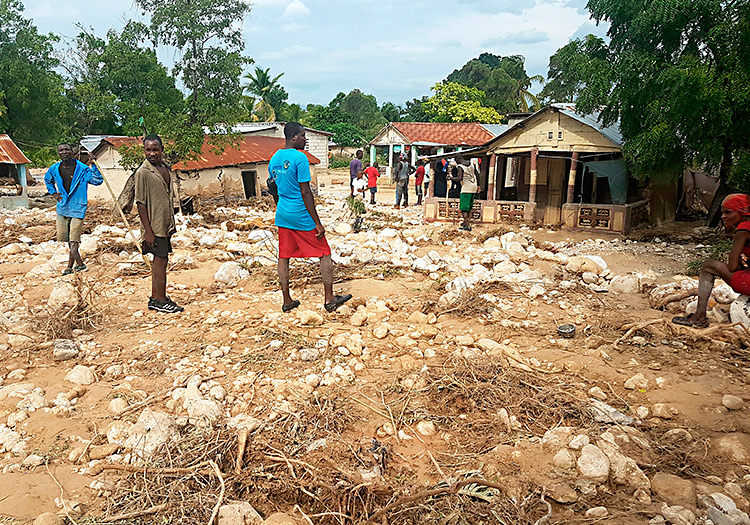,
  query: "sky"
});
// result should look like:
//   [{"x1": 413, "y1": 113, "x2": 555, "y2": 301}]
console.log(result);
[{"x1": 21, "y1": 0, "x2": 608, "y2": 108}]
